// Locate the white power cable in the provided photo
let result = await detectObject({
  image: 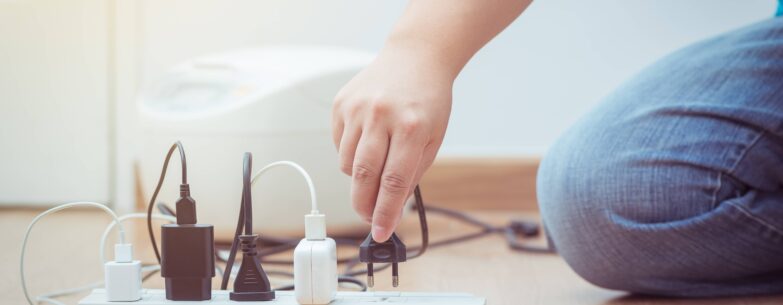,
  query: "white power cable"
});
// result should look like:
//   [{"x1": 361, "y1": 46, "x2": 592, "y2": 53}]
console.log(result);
[
  {"x1": 28, "y1": 212, "x2": 175, "y2": 305},
  {"x1": 30, "y1": 212, "x2": 226, "y2": 305},
  {"x1": 20, "y1": 202, "x2": 126, "y2": 305},
  {"x1": 99, "y1": 213, "x2": 177, "y2": 264},
  {"x1": 32, "y1": 265, "x2": 163, "y2": 305},
  {"x1": 35, "y1": 281, "x2": 101, "y2": 305},
  {"x1": 251, "y1": 160, "x2": 326, "y2": 240},
  {"x1": 251, "y1": 160, "x2": 319, "y2": 213},
  {"x1": 39, "y1": 213, "x2": 174, "y2": 304}
]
